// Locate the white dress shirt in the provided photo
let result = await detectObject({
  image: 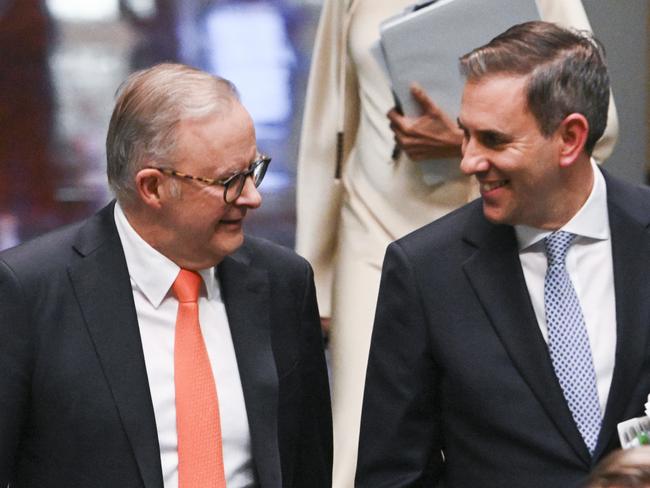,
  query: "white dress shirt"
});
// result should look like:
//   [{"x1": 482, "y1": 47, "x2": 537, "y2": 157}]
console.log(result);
[
  {"x1": 114, "y1": 204, "x2": 256, "y2": 488},
  {"x1": 515, "y1": 160, "x2": 616, "y2": 415}
]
